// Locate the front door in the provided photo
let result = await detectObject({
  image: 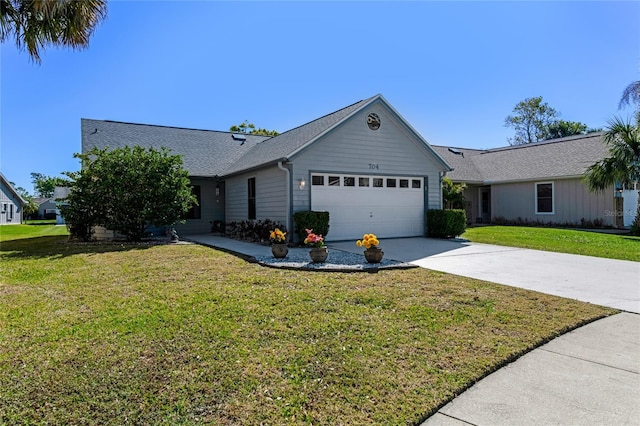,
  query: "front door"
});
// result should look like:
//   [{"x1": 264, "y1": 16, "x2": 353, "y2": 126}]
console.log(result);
[{"x1": 479, "y1": 187, "x2": 491, "y2": 223}]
